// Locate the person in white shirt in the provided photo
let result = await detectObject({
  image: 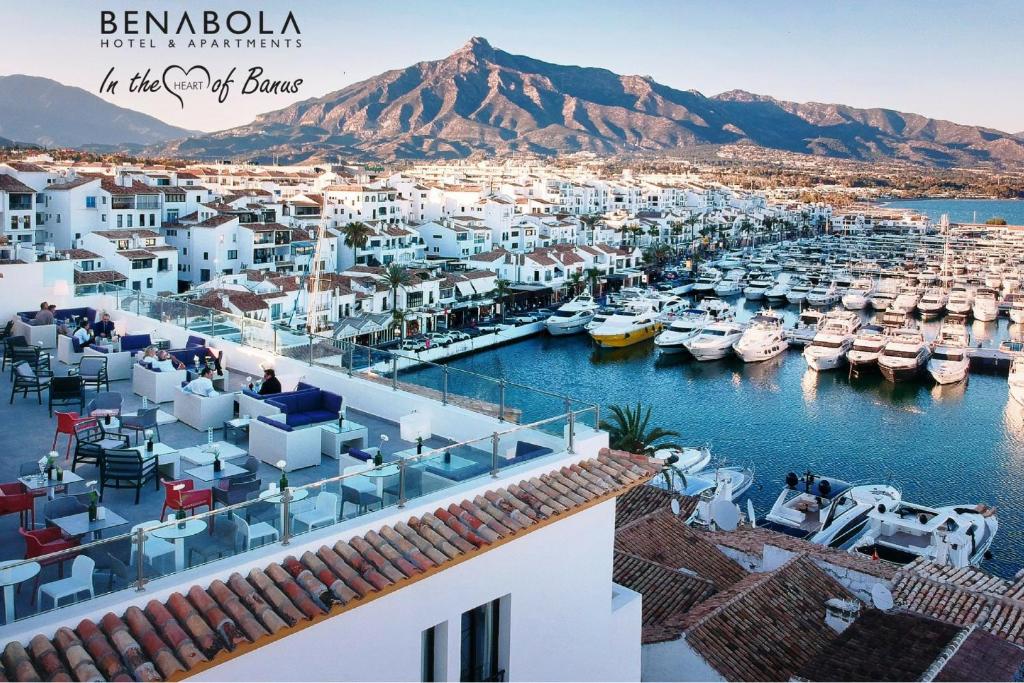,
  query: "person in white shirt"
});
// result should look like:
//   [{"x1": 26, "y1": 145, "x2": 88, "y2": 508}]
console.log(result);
[
  {"x1": 72, "y1": 320, "x2": 94, "y2": 348},
  {"x1": 184, "y1": 367, "x2": 218, "y2": 397},
  {"x1": 151, "y1": 350, "x2": 183, "y2": 373},
  {"x1": 139, "y1": 346, "x2": 158, "y2": 367}
]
